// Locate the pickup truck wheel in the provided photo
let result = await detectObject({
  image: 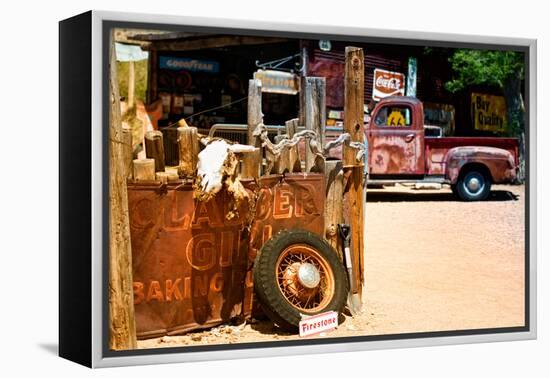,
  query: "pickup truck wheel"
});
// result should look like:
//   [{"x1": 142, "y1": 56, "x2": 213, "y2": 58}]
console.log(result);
[
  {"x1": 456, "y1": 170, "x2": 491, "y2": 201},
  {"x1": 253, "y1": 229, "x2": 349, "y2": 331},
  {"x1": 450, "y1": 184, "x2": 458, "y2": 196}
]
